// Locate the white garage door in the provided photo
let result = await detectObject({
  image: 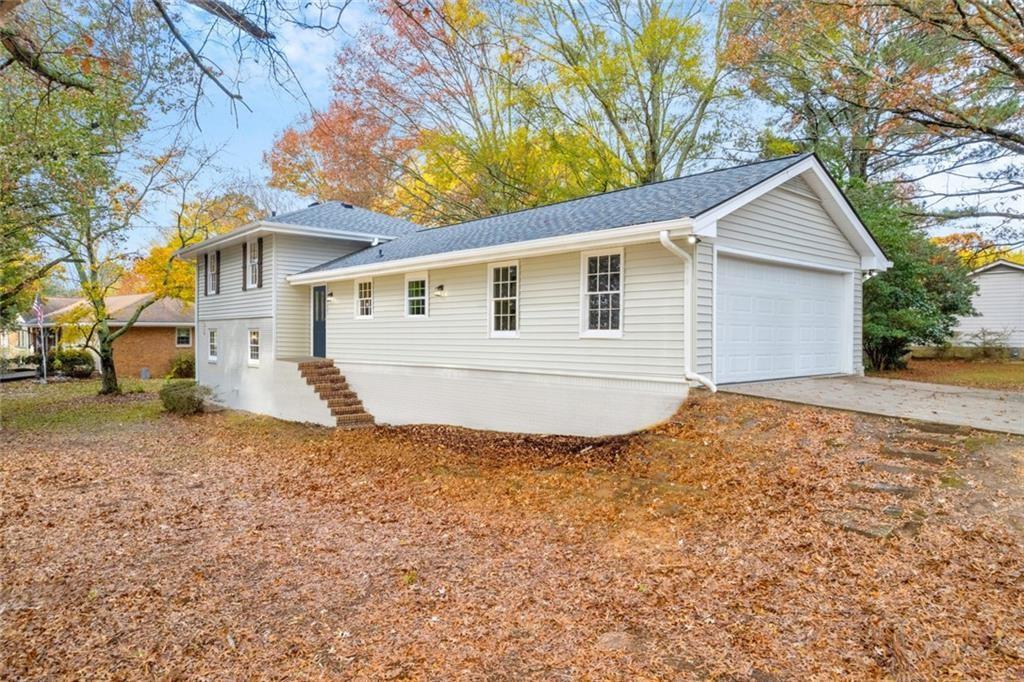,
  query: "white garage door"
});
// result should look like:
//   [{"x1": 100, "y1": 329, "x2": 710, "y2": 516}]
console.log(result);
[{"x1": 716, "y1": 256, "x2": 847, "y2": 384}]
